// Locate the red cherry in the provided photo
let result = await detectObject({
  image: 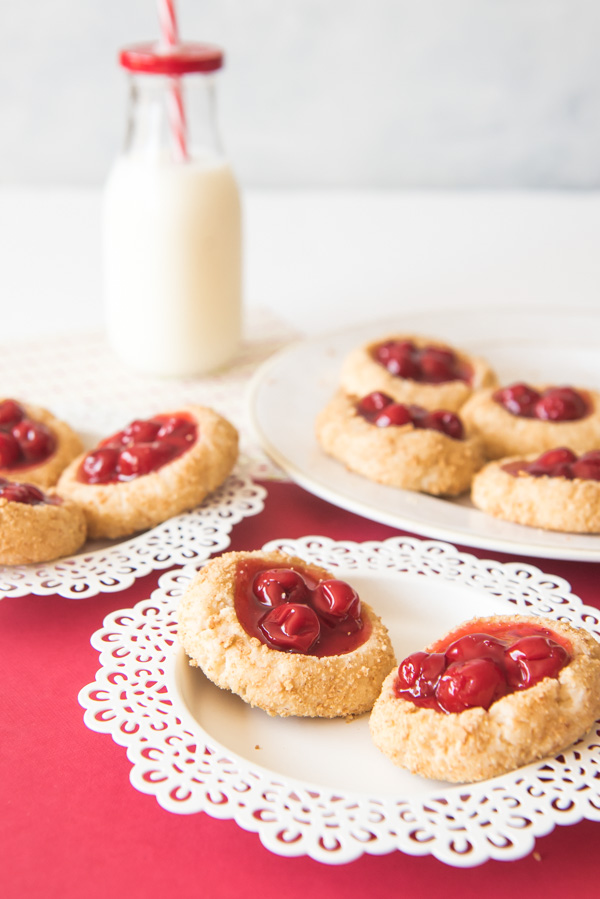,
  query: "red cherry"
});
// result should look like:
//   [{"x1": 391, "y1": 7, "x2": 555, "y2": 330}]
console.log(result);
[
  {"x1": 121, "y1": 419, "x2": 162, "y2": 444},
  {"x1": 0, "y1": 482, "x2": 46, "y2": 505},
  {"x1": 526, "y1": 446, "x2": 577, "y2": 479},
  {"x1": 418, "y1": 346, "x2": 460, "y2": 383},
  {"x1": 235, "y1": 562, "x2": 369, "y2": 658},
  {"x1": 535, "y1": 387, "x2": 588, "y2": 422},
  {"x1": 0, "y1": 431, "x2": 22, "y2": 467},
  {"x1": 312, "y1": 579, "x2": 361, "y2": 620},
  {"x1": 252, "y1": 568, "x2": 309, "y2": 607},
  {"x1": 82, "y1": 413, "x2": 195, "y2": 484},
  {"x1": 374, "y1": 341, "x2": 420, "y2": 379},
  {"x1": 377, "y1": 339, "x2": 416, "y2": 358},
  {"x1": 501, "y1": 460, "x2": 529, "y2": 477},
  {"x1": 160, "y1": 436, "x2": 193, "y2": 456},
  {"x1": 374, "y1": 403, "x2": 413, "y2": 427},
  {"x1": 494, "y1": 383, "x2": 541, "y2": 418},
  {"x1": 80, "y1": 447, "x2": 120, "y2": 484},
  {"x1": 156, "y1": 415, "x2": 197, "y2": 442},
  {"x1": 571, "y1": 456, "x2": 600, "y2": 481},
  {"x1": 259, "y1": 603, "x2": 321, "y2": 653},
  {"x1": 580, "y1": 450, "x2": 600, "y2": 463},
  {"x1": 501, "y1": 650, "x2": 524, "y2": 689},
  {"x1": 506, "y1": 635, "x2": 569, "y2": 688},
  {"x1": 421, "y1": 410, "x2": 464, "y2": 440},
  {"x1": 445, "y1": 632, "x2": 507, "y2": 665},
  {"x1": 395, "y1": 622, "x2": 572, "y2": 713},
  {"x1": 356, "y1": 392, "x2": 392, "y2": 420},
  {"x1": 406, "y1": 404, "x2": 428, "y2": 425},
  {"x1": 396, "y1": 650, "x2": 446, "y2": 698},
  {"x1": 99, "y1": 429, "x2": 127, "y2": 448},
  {"x1": 0, "y1": 399, "x2": 25, "y2": 427},
  {"x1": 508, "y1": 448, "x2": 600, "y2": 482},
  {"x1": 536, "y1": 447, "x2": 578, "y2": 468},
  {"x1": 436, "y1": 658, "x2": 507, "y2": 713},
  {"x1": 117, "y1": 442, "x2": 175, "y2": 479},
  {"x1": 396, "y1": 651, "x2": 427, "y2": 690},
  {"x1": 11, "y1": 420, "x2": 55, "y2": 462}
]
